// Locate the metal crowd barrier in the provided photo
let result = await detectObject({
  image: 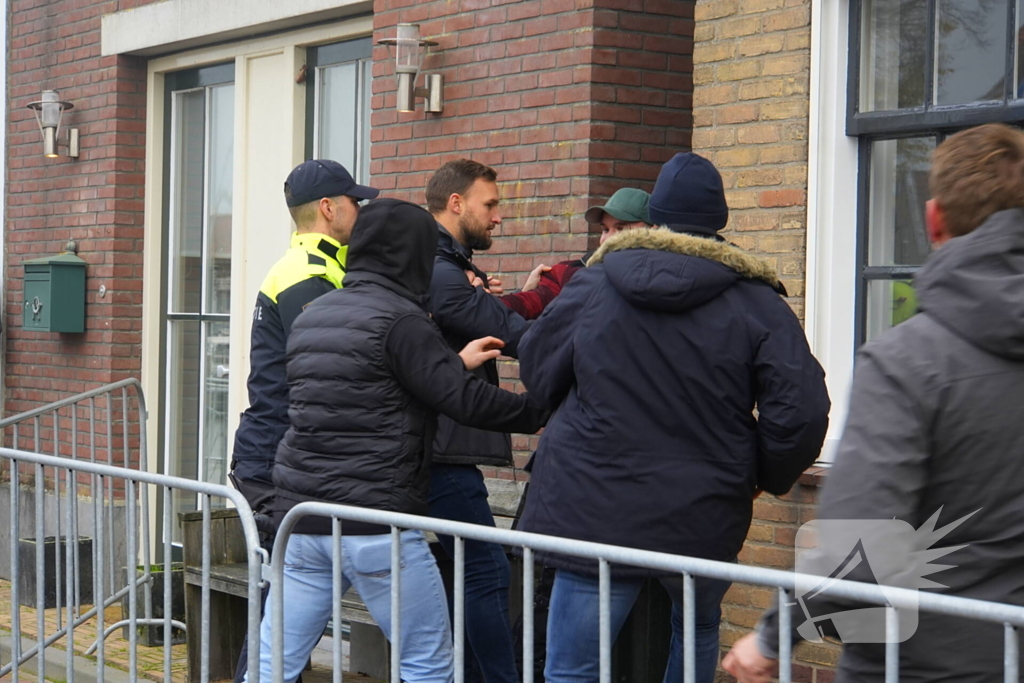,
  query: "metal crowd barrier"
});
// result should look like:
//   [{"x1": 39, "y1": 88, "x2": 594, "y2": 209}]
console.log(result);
[
  {"x1": 1, "y1": 446, "x2": 265, "y2": 683},
  {"x1": 274, "y1": 502, "x2": 1024, "y2": 683}
]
